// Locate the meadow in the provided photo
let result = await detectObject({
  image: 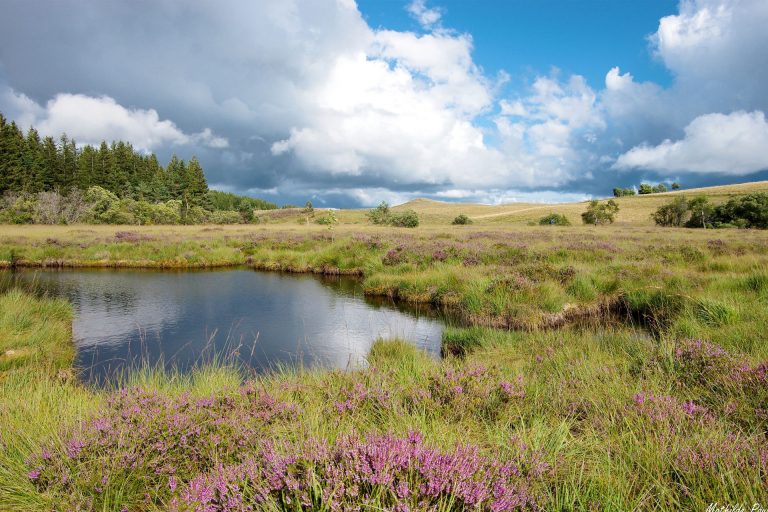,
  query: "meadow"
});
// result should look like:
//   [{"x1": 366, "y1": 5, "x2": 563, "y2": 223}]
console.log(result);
[{"x1": 1, "y1": 183, "x2": 768, "y2": 511}]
